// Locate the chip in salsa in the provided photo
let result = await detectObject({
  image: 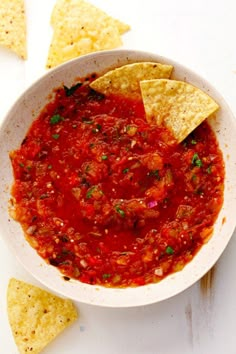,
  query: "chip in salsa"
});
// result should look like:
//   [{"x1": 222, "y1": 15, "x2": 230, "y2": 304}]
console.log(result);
[
  {"x1": 90, "y1": 62, "x2": 173, "y2": 99},
  {"x1": 140, "y1": 79, "x2": 219, "y2": 142},
  {"x1": 9, "y1": 62, "x2": 224, "y2": 288}
]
